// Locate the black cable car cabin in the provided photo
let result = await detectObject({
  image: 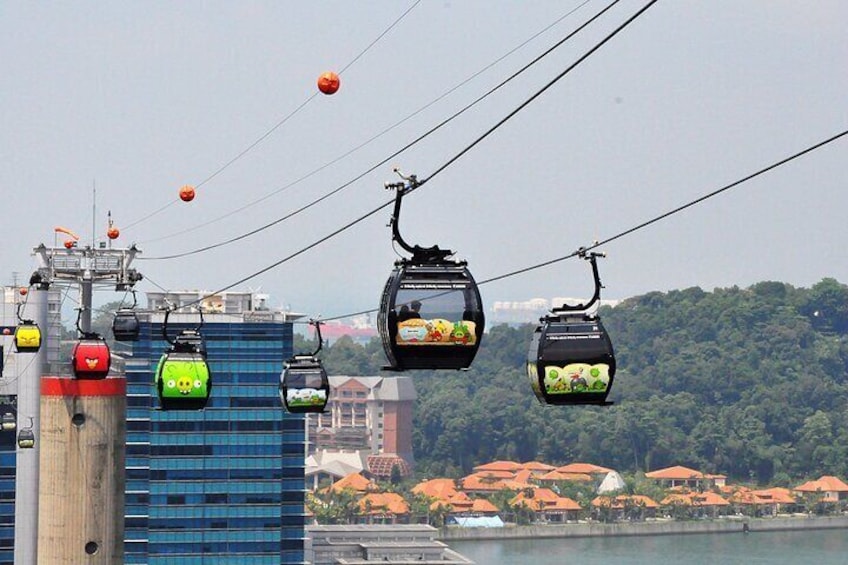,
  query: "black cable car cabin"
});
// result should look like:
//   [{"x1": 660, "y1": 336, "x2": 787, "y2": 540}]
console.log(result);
[
  {"x1": 155, "y1": 311, "x2": 211, "y2": 411},
  {"x1": 72, "y1": 334, "x2": 112, "y2": 379},
  {"x1": 1, "y1": 413, "x2": 15, "y2": 432},
  {"x1": 18, "y1": 429, "x2": 35, "y2": 449},
  {"x1": 379, "y1": 262, "x2": 484, "y2": 370},
  {"x1": 281, "y1": 356, "x2": 329, "y2": 413},
  {"x1": 377, "y1": 172, "x2": 484, "y2": 371},
  {"x1": 113, "y1": 310, "x2": 140, "y2": 341},
  {"x1": 527, "y1": 250, "x2": 616, "y2": 406},
  {"x1": 281, "y1": 321, "x2": 330, "y2": 413},
  {"x1": 112, "y1": 291, "x2": 140, "y2": 341},
  {"x1": 18, "y1": 418, "x2": 35, "y2": 449}
]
